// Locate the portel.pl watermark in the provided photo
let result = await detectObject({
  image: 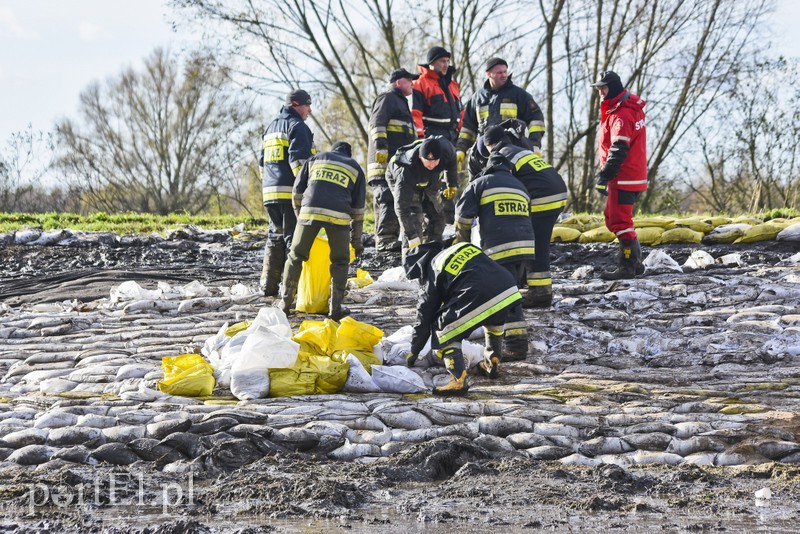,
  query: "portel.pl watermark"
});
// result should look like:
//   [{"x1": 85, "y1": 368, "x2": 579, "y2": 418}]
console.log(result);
[{"x1": 26, "y1": 472, "x2": 194, "y2": 514}]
